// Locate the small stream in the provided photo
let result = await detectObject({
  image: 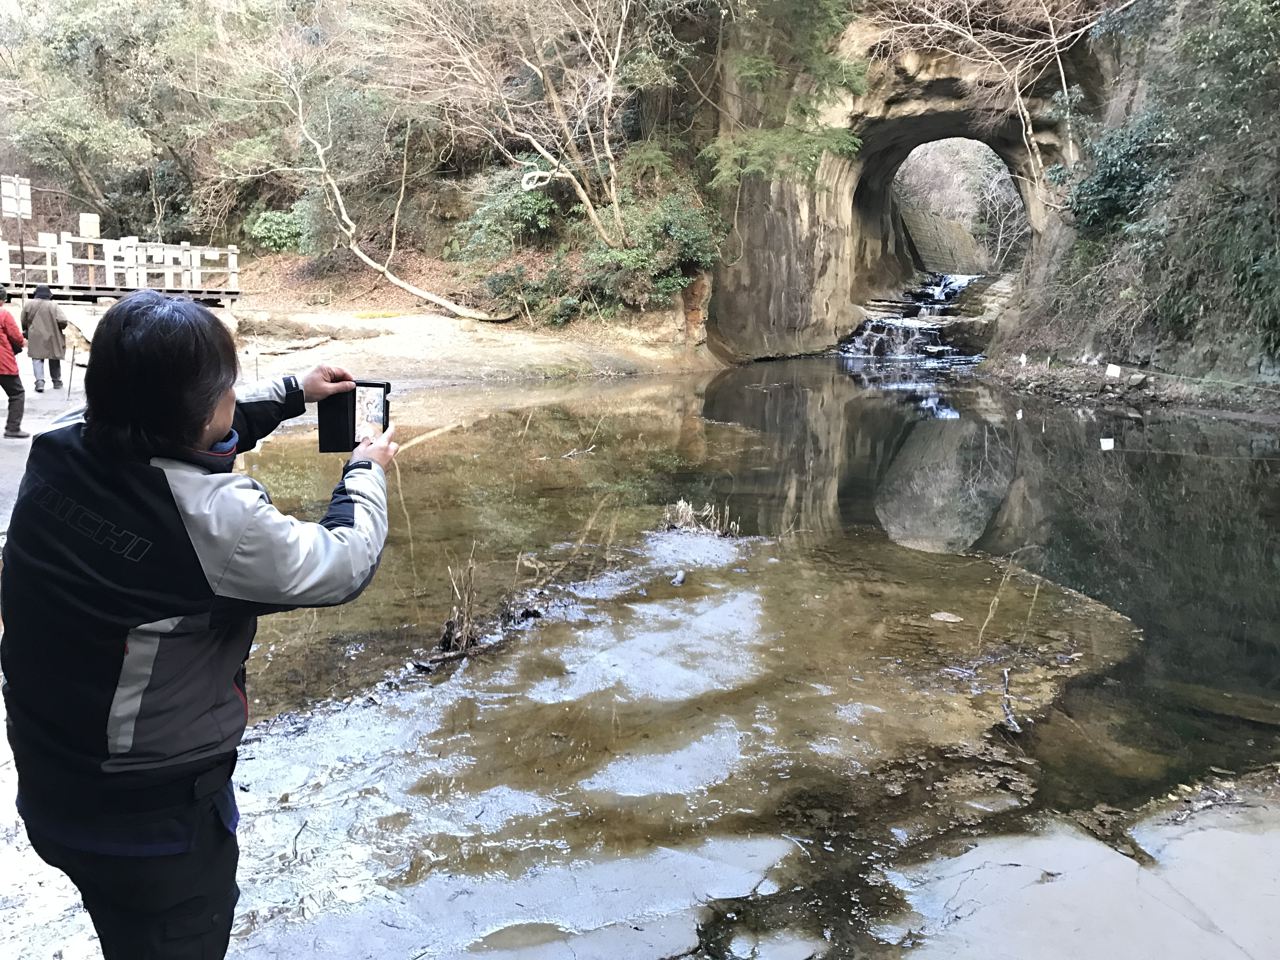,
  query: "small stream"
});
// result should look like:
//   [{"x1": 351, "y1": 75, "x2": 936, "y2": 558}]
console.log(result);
[
  {"x1": 3, "y1": 359, "x2": 1279, "y2": 959},
  {"x1": 838, "y1": 274, "x2": 981, "y2": 364}
]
